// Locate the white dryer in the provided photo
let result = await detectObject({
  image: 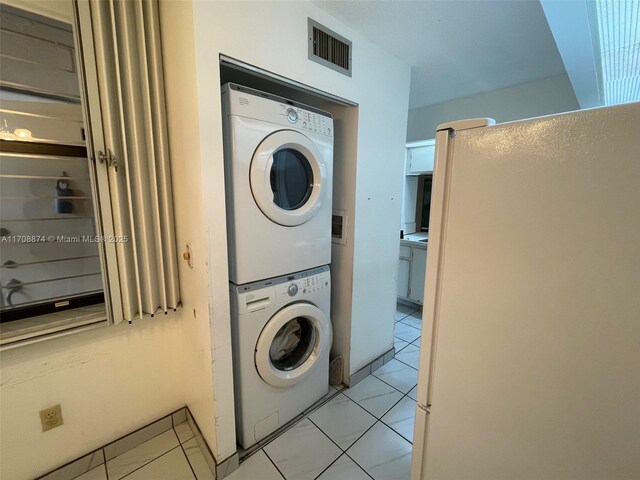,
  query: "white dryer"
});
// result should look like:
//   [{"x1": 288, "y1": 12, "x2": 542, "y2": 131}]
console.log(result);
[
  {"x1": 222, "y1": 83, "x2": 334, "y2": 285},
  {"x1": 230, "y1": 265, "x2": 332, "y2": 449}
]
